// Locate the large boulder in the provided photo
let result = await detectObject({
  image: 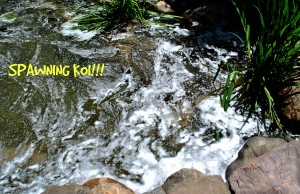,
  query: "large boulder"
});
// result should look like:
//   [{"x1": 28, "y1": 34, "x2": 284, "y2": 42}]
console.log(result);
[
  {"x1": 227, "y1": 140, "x2": 300, "y2": 194},
  {"x1": 83, "y1": 177, "x2": 135, "y2": 194},
  {"x1": 42, "y1": 177, "x2": 135, "y2": 194},
  {"x1": 41, "y1": 183, "x2": 91, "y2": 194},
  {"x1": 225, "y1": 136, "x2": 287, "y2": 179},
  {"x1": 145, "y1": 168, "x2": 230, "y2": 194}
]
